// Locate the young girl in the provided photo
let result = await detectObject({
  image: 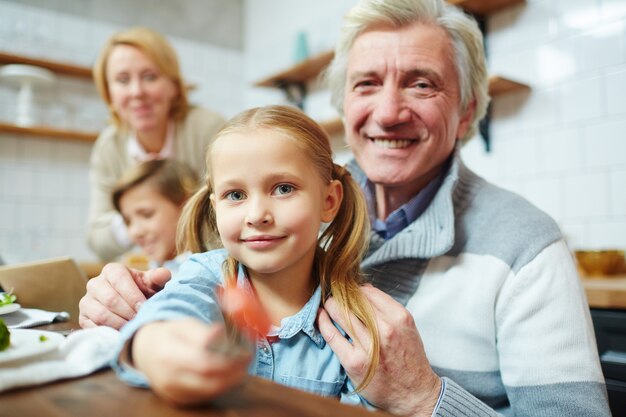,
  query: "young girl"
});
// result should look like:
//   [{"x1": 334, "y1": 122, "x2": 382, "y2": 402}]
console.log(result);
[
  {"x1": 113, "y1": 105, "x2": 379, "y2": 406},
  {"x1": 112, "y1": 159, "x2": 199, "y2": 274}
]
